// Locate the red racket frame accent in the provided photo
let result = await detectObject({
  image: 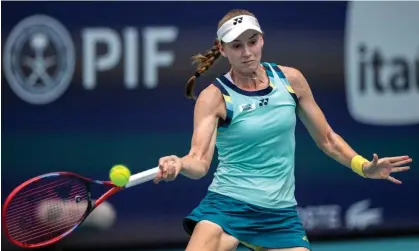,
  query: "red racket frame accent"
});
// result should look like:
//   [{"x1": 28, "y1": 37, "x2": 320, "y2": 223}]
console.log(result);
[{"x1": 2, "y1": 172, "x2": 124, "y2": 249}]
